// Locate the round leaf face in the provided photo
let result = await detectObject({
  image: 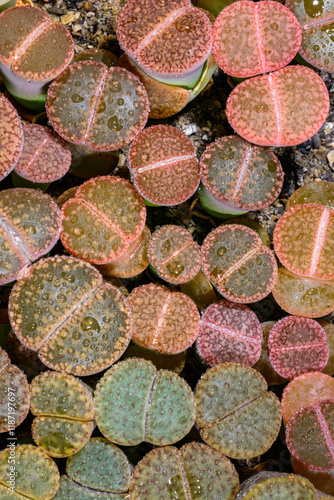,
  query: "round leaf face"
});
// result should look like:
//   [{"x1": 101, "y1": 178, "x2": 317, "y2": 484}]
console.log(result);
[
  {"x1": 0, "y1": 94, "x2": 23, "y2": 181},
  {"x1": 46, "y1": 62, "x2": 149, "y2": 151},
  {"x1": 236, "y1": 471, "x2": 316, "y2": 499}
]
